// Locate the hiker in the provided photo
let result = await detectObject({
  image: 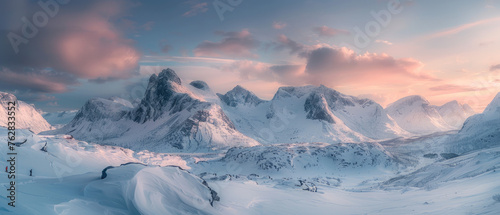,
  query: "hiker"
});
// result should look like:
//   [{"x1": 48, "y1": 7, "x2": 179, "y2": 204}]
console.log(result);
[
  {"x1": 30, "y1": 169, "x2": 32, "y2": 177},
  {"x1": 5, "y1": 166, "x2": 7, "y2": 173}
]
